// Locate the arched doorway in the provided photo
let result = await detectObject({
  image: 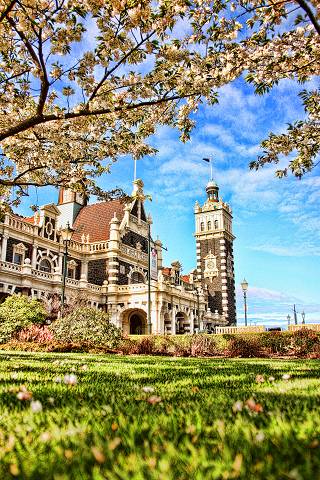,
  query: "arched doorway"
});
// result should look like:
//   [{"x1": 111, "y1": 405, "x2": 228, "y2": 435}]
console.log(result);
[
  {"x1": 130, "y1": 313, "x2": 145, "y2": 334},
  {"x1": 176, "y1": 311, "x2": 190, "y2": 334},
  {"x1": 120, "y1": 309, "x2": 147, "y2": 335}
]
